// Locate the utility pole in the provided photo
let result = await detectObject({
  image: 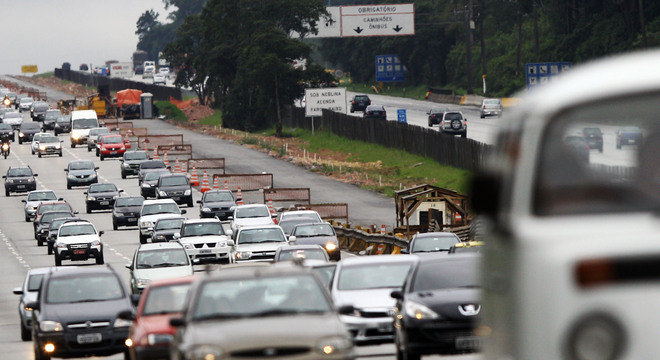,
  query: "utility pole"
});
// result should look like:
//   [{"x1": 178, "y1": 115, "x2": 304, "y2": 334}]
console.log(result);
[{"x1": 464, "y1": 0, "x2": 474, "y2": 94}]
